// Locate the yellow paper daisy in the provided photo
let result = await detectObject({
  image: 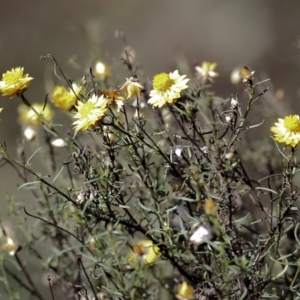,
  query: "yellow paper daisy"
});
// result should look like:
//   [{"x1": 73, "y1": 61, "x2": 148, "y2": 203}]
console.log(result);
[
  {"x1": 120, "y1": 76, "x2": 144, "y2": 99},
  {"x1": 128, "y1": 239, "x2": 160, "y2": 267},
  {"x1": 73, "y1": 94, "x2": 109, "y2": 132},
  {"x1": 0, "y1": 67, "x2": 33, "y2": 98},
  {"x1": 148, "y1": 70, "x2": 189, "y2": 108},
  {"x1": 271, "y1": 115, "x2": 300, "y2": 147},
  {"x1": 52, "y1": 83, "x2": 81, "y2": 111},
  {"x1": 18, "y1": 103, "x2": 54, "y2": 126},
  {"x1": 176, "y1": 281, "x2": 194, "y2": 300},
  {"x1": 195, "y1": 61, "x2": 219, "y2": 83}
]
